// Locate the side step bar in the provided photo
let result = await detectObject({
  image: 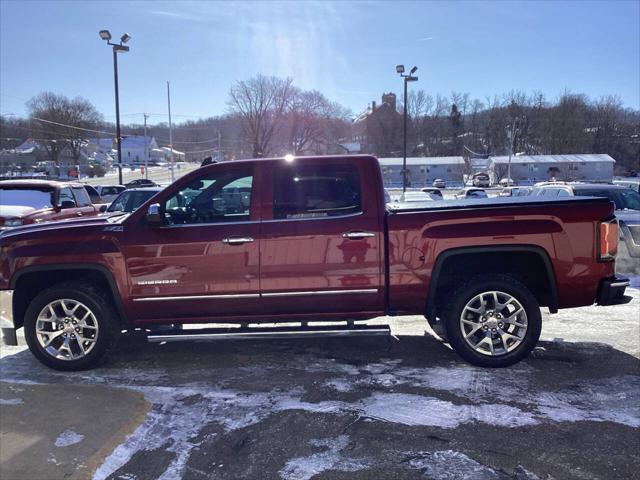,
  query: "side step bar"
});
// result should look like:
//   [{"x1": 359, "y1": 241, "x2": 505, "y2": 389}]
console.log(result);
[{"x1": 147, "y1": 324, "x2": 391, "y2": 343}]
